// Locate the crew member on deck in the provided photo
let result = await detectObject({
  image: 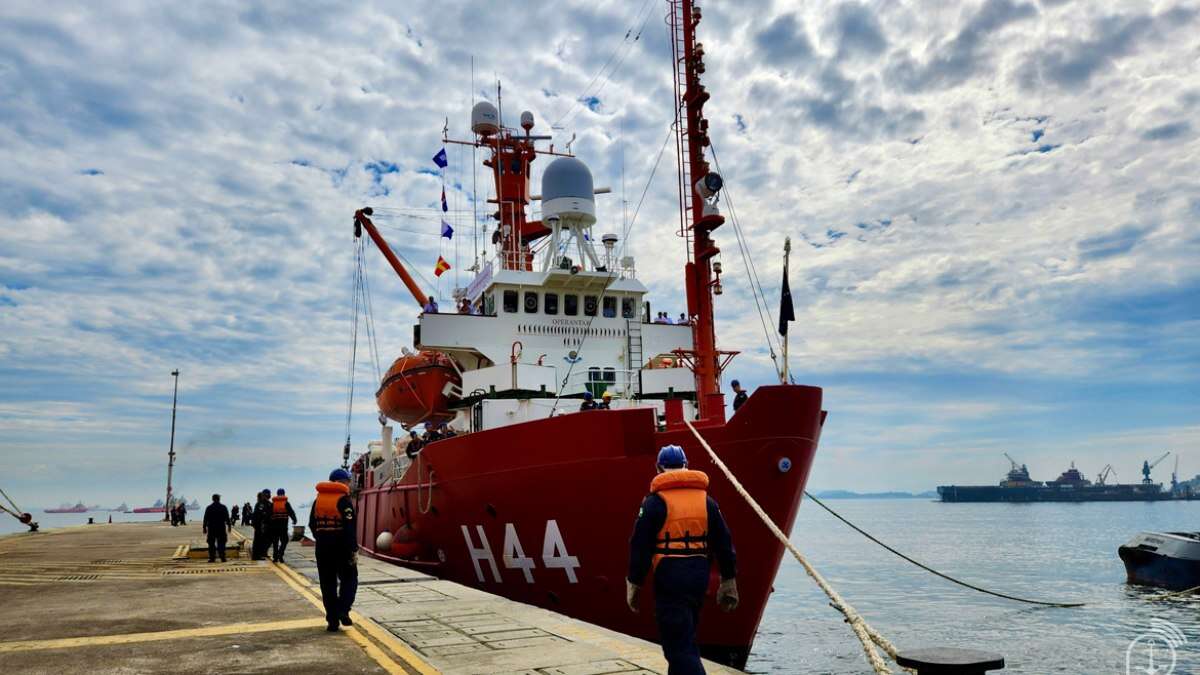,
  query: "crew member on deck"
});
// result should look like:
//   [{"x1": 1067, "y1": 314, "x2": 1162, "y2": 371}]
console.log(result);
[
  {"x1": 242, "y1": 501, "x2": 253, "y2": 526},
  {"x1": 626, "y1": 445, "x2": 738, "y2": 674},
  {"x1": 270, "y1": 488, "x2": 298, "y2": 563},
  {"x1": 730, "y1": 380, "x2": 748, "y2": 412},
  {"x1": 251, "y1": 489, "x2": 272, "y2": 560},
  {"x1": 579, "y1": 391, "x2": 598, "y2": 411},
  {"x1": 597, "y1": 391, "x2": 613, "y2": 409},
  {"x1": 202, "y1": 494, "x2": 232, "y2": 563},
  {"x1": 310, "y1": 468, "x2": 358, "y2": 632}
]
